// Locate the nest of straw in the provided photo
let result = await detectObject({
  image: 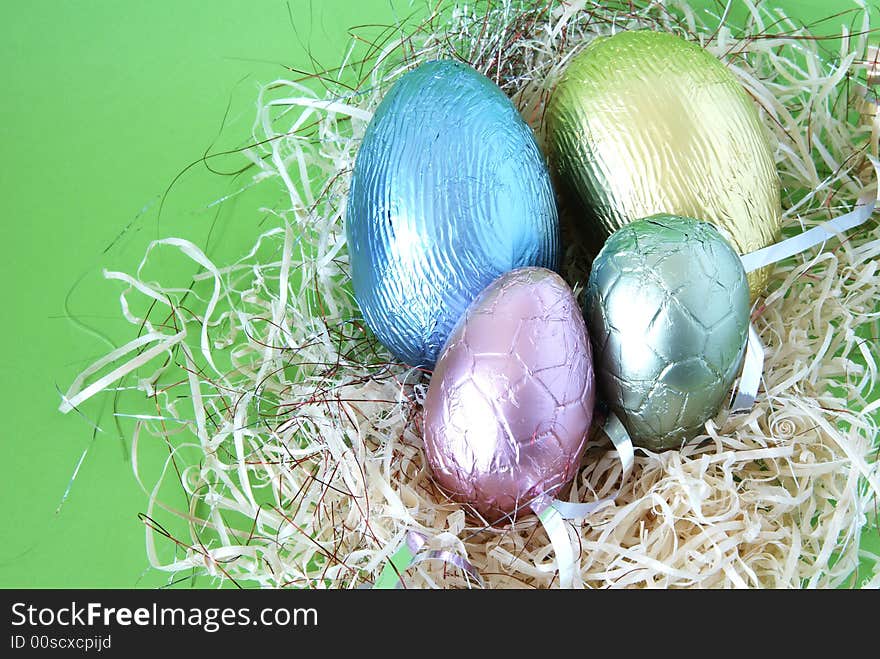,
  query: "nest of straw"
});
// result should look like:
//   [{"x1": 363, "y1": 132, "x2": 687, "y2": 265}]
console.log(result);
[{"x1": 64, "y1": 0, "x2": 880, "y2": 588}]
